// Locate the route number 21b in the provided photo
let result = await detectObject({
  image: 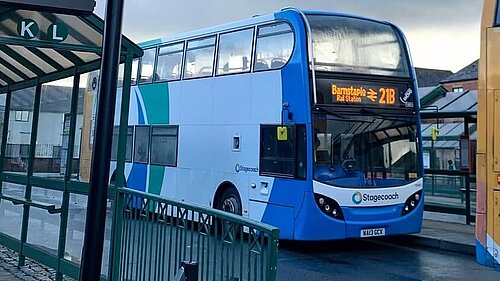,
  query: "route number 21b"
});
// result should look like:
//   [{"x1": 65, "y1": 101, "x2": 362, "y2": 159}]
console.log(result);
[{"x1": 379, "y1": 88, "x2": 396, "y2": 104}]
